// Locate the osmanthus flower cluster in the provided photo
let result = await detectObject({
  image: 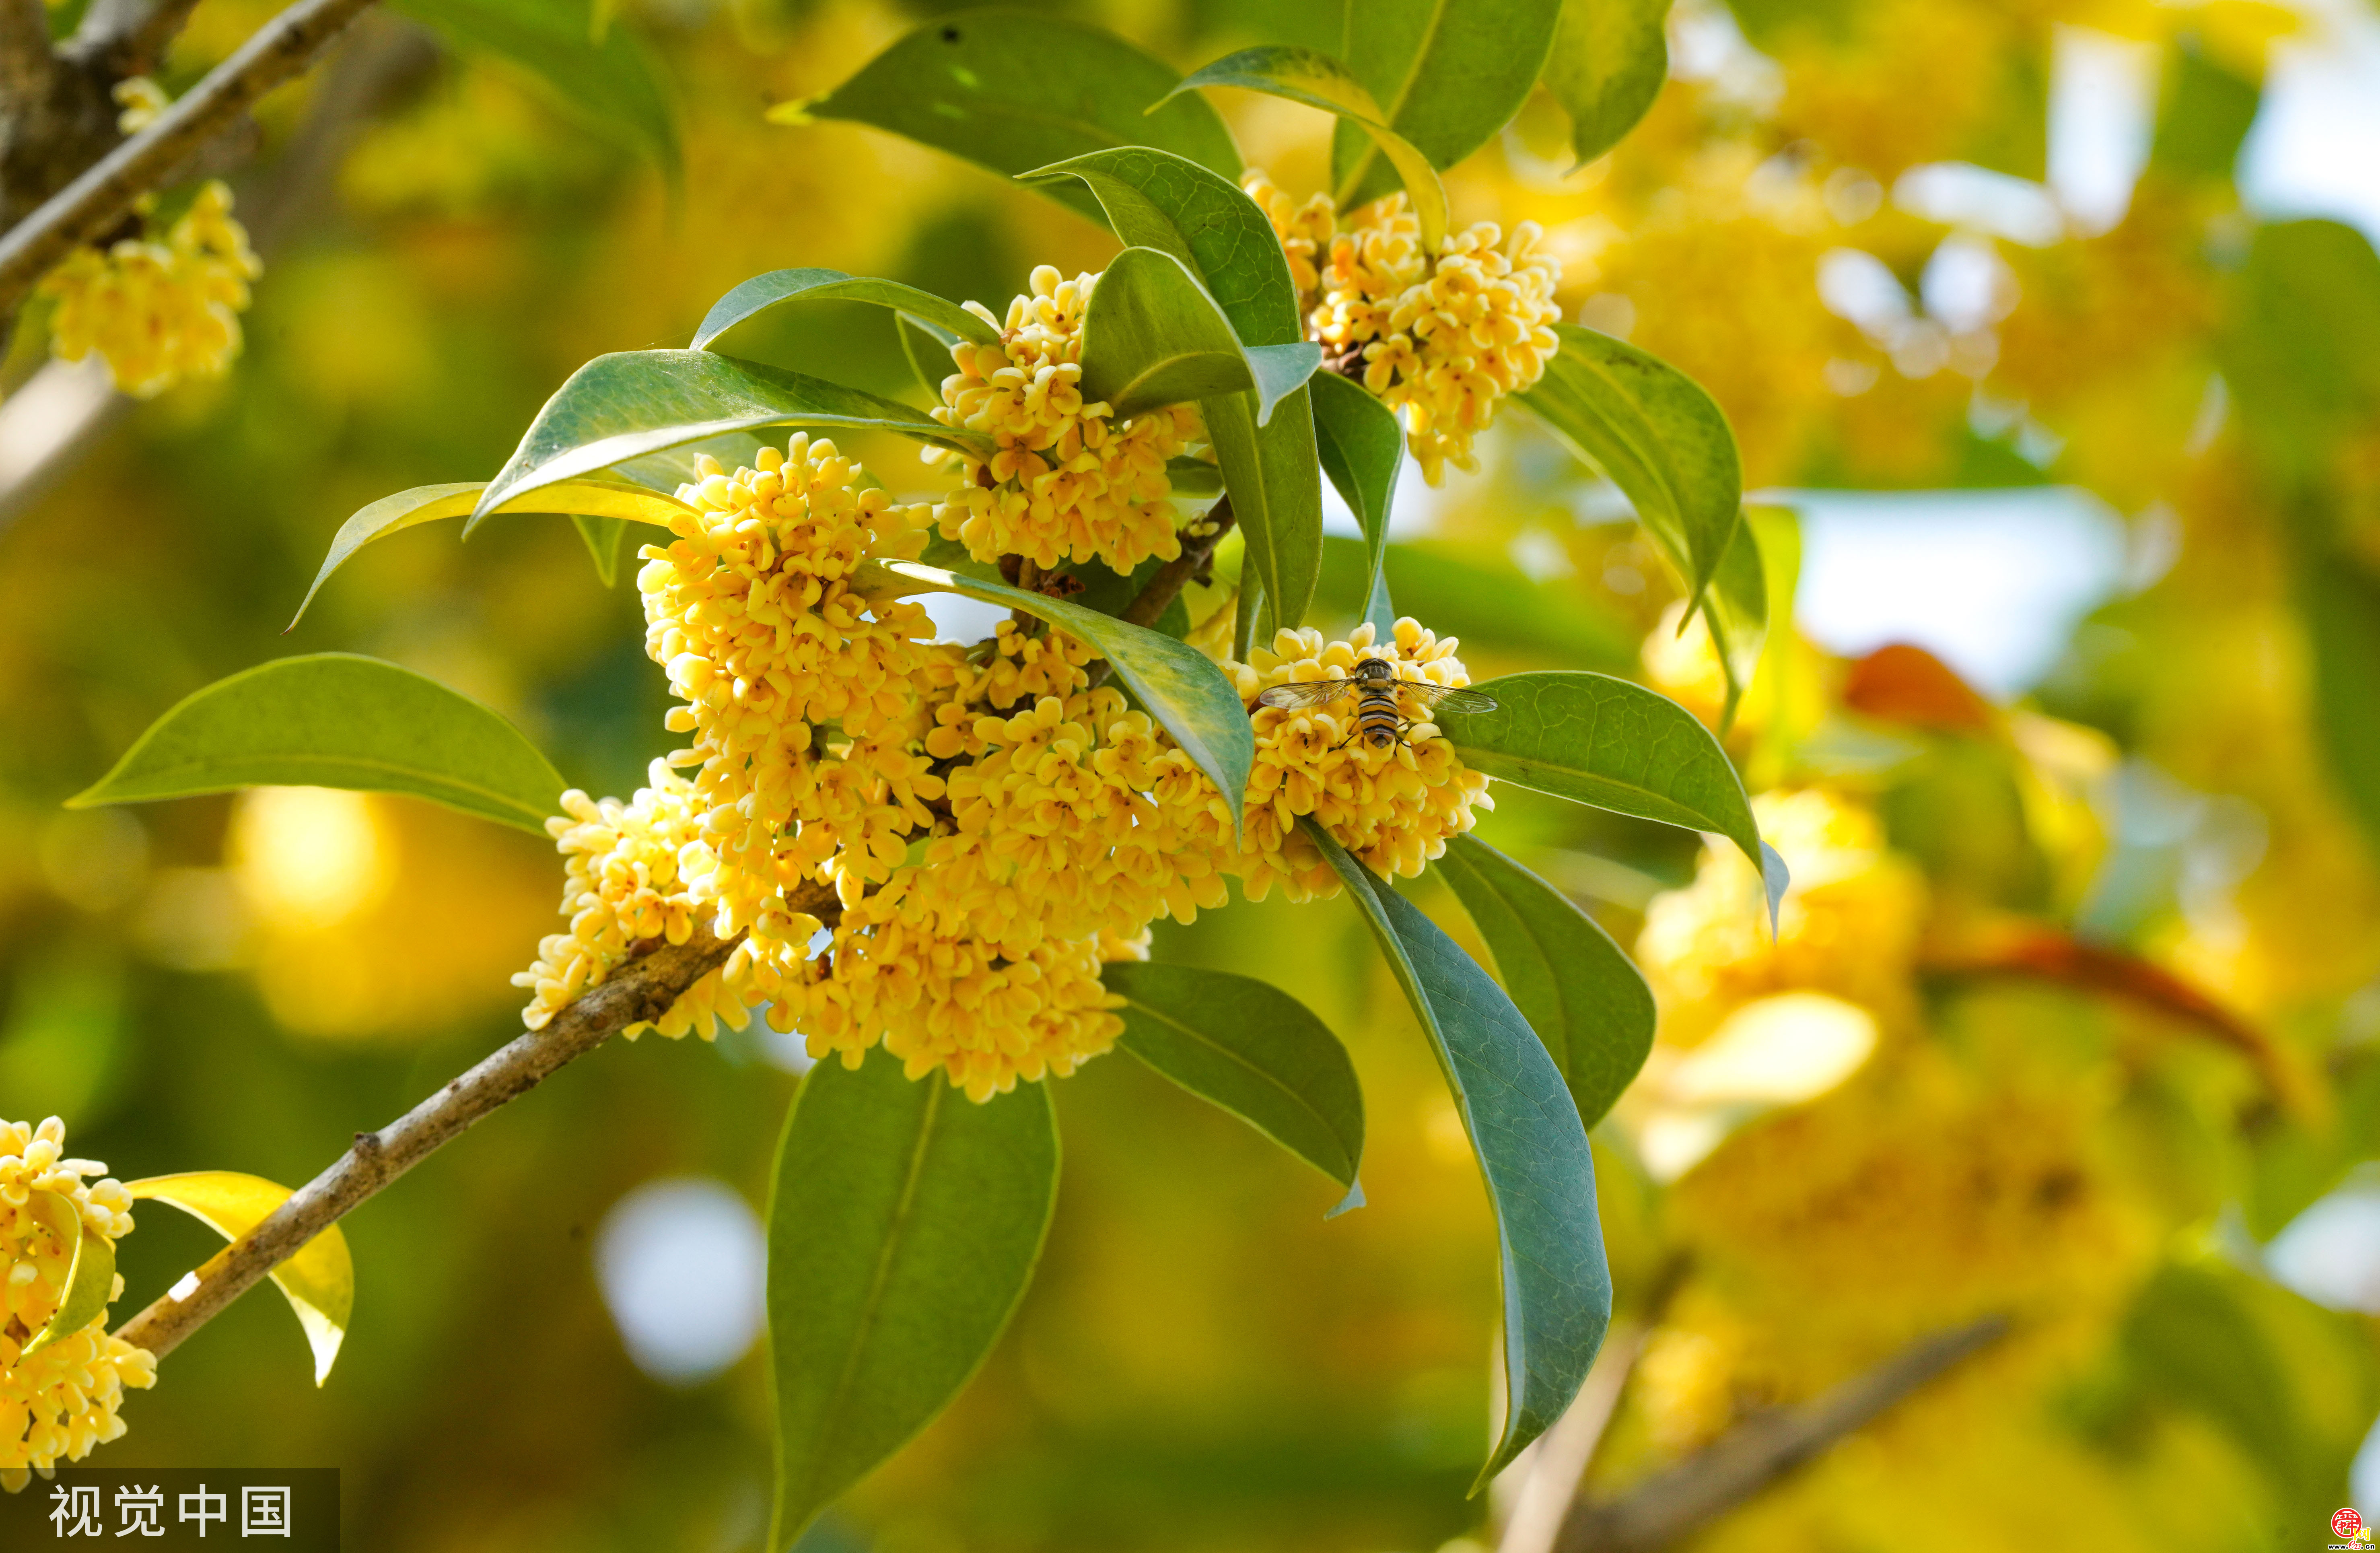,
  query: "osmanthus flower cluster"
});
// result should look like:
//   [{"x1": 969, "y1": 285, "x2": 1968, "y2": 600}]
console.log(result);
[
  {"x1": 0, "y1": 1118, "x2": 154, "y2": 1489},
  {"x1": 37, "y1": 181, "x2": 263, "y2": 399},
  {"x1": 926, "y1": 264, "x2": 1204, "y2": 574},
  {"x1": 1244, "y1": 171, "x2": 1564, "y2": 484}
]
